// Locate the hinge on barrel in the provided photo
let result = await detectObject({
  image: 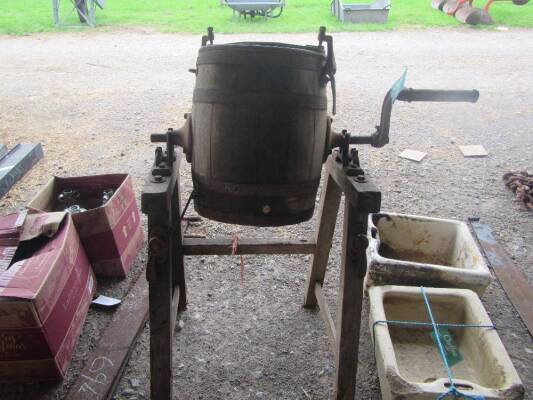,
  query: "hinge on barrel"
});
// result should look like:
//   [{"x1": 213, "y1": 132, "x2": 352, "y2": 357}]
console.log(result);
[{"x1": 318, "y1": 26, "x2": 337, "y2": 115}]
